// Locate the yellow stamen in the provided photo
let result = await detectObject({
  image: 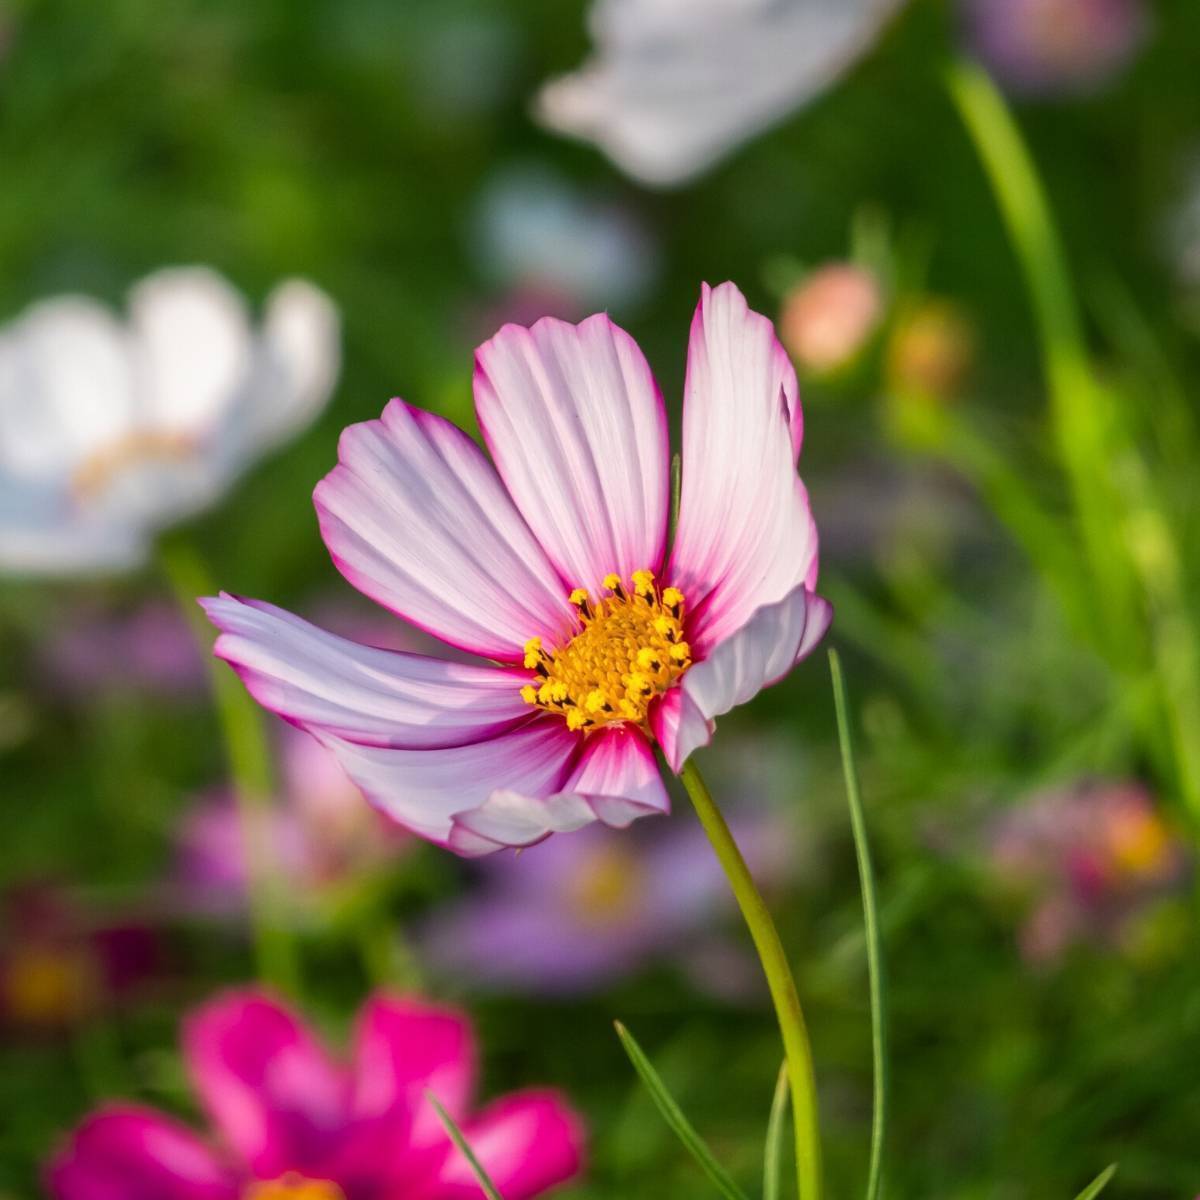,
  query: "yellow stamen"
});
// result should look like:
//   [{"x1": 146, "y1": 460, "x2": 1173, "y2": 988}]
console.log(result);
[
  {"x1": 72, "y1": 430, "x2": 197, "y2": 500},
  {"x1": 523, "y1": 637, "x2": 544, "y2": 670},
  {"x1": 242, "y1": 1174, "x2": 346, "y2": 1200},
  {"x1": 518, "y1": 570, "x2": 692, "y2": 731}
]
